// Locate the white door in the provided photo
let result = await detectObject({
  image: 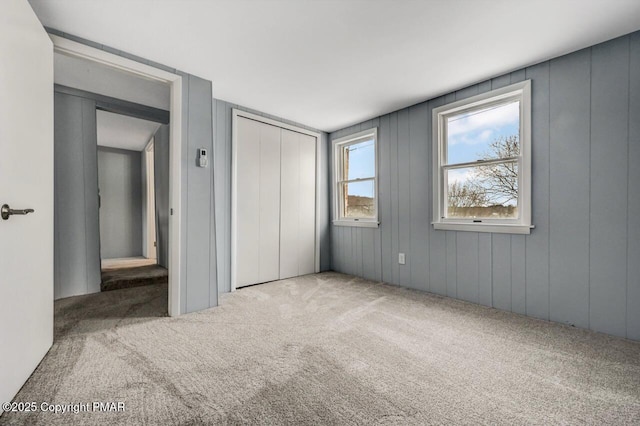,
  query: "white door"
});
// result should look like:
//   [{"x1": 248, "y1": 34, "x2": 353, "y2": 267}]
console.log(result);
[
  {"x1": 233, "y1": 114, "x2": 317, "y2": 289},
  {"x1": 279, "y1": 129, "x2": 316, "y2": 279},
  {"x1": 0, "y1": 0, "x2": 54, "y2": 407},
  {"x1": 235, "y1": 117, "x2": 281, "y2": 288}
]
